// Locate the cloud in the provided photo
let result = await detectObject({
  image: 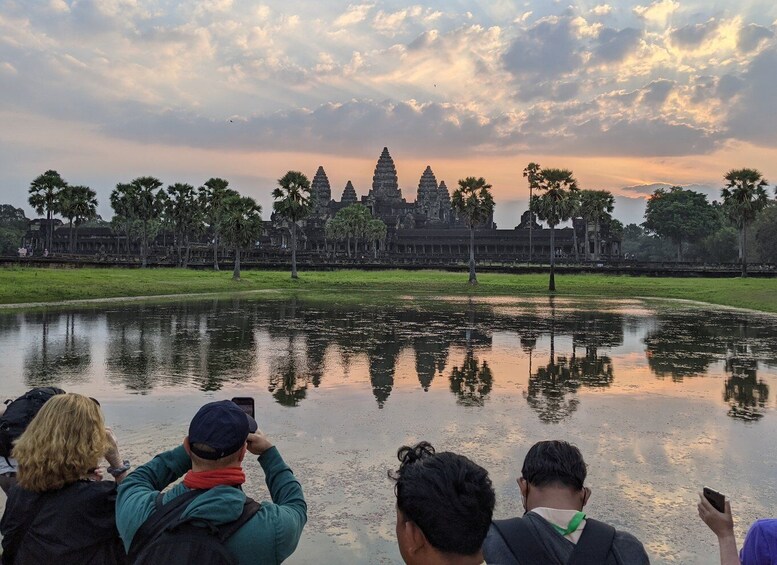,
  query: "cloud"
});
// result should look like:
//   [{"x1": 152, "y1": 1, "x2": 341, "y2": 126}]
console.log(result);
[
  {"x1": 640, "y1": 79, "x2": 674, "y2": 107},
  {"x1": 334, "y1": 4, "x2": 373, "y2": 28},
  {"x1": 737, "y1": 23, "x2": 773, "y2": 52},
  {"x1": 670, "y1": 19, "x2": 720, "y2": 49},
  {"x1": 633, "y1": 0, "x2": 679, "y2": 26},
  {"x1": 502, "y1": 13, "x2": 584, "y2": 82},
  {"x1": 593, "y1": 27, "x2": 643, "y2": 63},
  {"x1": 620, "y1": 182, "x2": 717, "y2": 196},
  {"x1": 725, "y1": 46, "x2": 777, "y2": 146},
  {"x1": 590, "y1": 5, "x2": 613, "y2": 17}
]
